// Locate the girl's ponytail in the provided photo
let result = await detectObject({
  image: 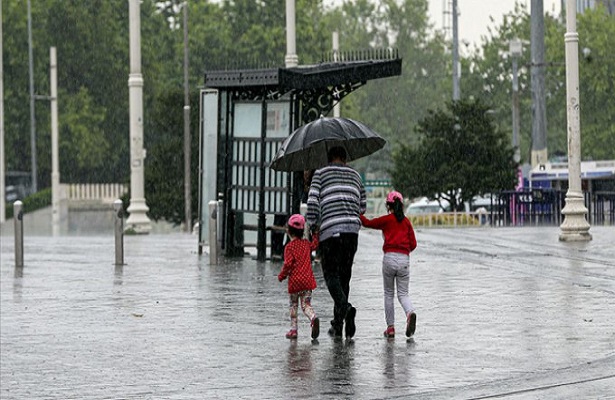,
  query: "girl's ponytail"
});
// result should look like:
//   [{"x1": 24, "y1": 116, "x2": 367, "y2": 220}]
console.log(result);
[{"x1": 389, "y1": 199, "x2": 405, "y2": 222}]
